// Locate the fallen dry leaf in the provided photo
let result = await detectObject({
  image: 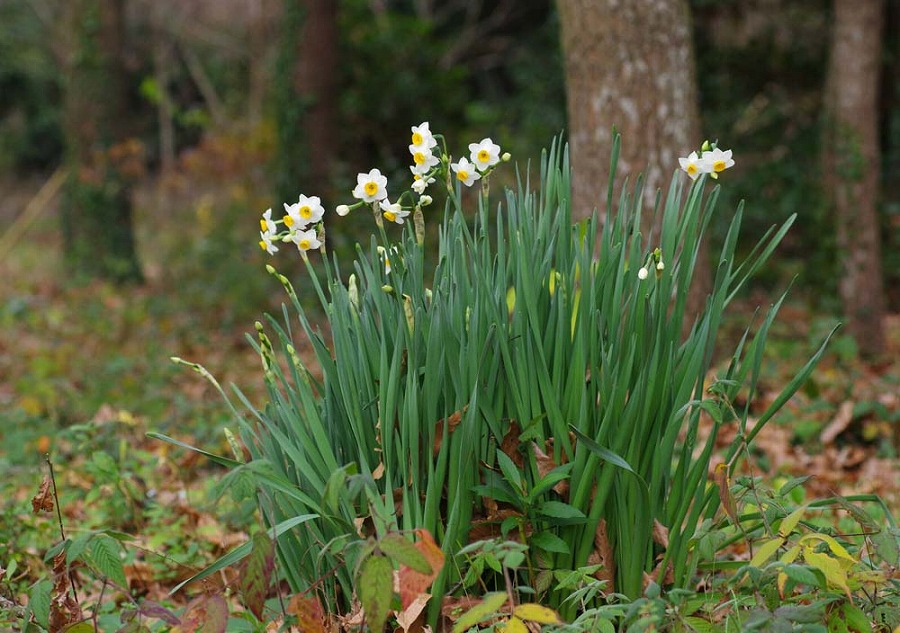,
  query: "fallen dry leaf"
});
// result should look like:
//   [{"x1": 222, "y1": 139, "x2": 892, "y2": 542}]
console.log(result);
[
  {"x1": 821, "y1": 401, "x2": 854, "y2": 445},
  {"x1": 31, "y1": 476, "x2": 54, "y2": 514},
  {"x1": 398, "y1": 529, "x2": 445, "y2": 611}
]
